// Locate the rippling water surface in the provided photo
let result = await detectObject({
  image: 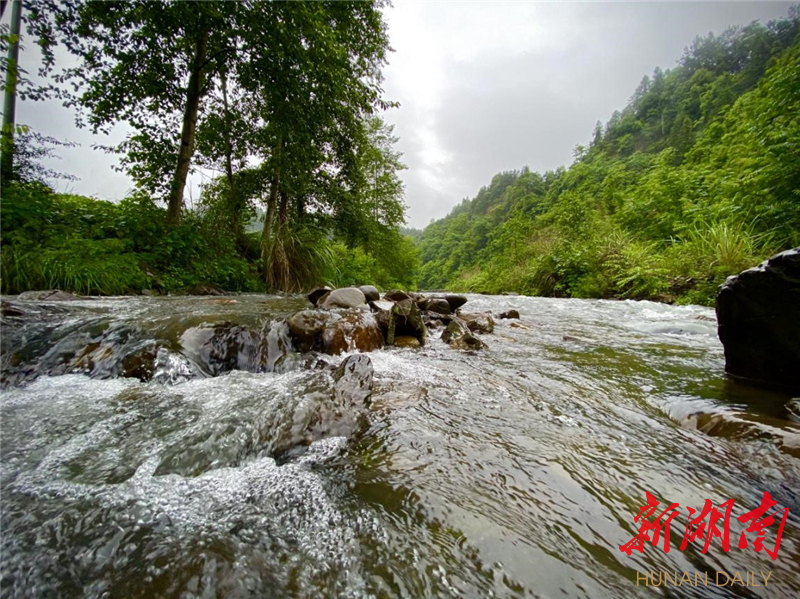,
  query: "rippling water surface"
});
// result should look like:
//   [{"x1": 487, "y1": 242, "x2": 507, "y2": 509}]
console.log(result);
[{"x1": 1, "y1": 294, "x2": 799, "y2": 598}]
